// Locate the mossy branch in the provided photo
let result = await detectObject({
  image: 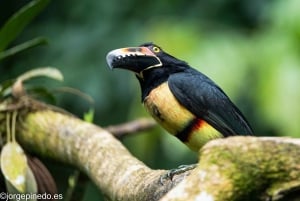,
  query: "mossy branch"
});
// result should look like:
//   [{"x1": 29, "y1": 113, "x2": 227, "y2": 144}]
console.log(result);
[
  {"x1": 1, "y1": 97, "x2": 300, "y2": 201},
  {"x1": 162, "y1": 137, "x2": 300, "y2": 201}
]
